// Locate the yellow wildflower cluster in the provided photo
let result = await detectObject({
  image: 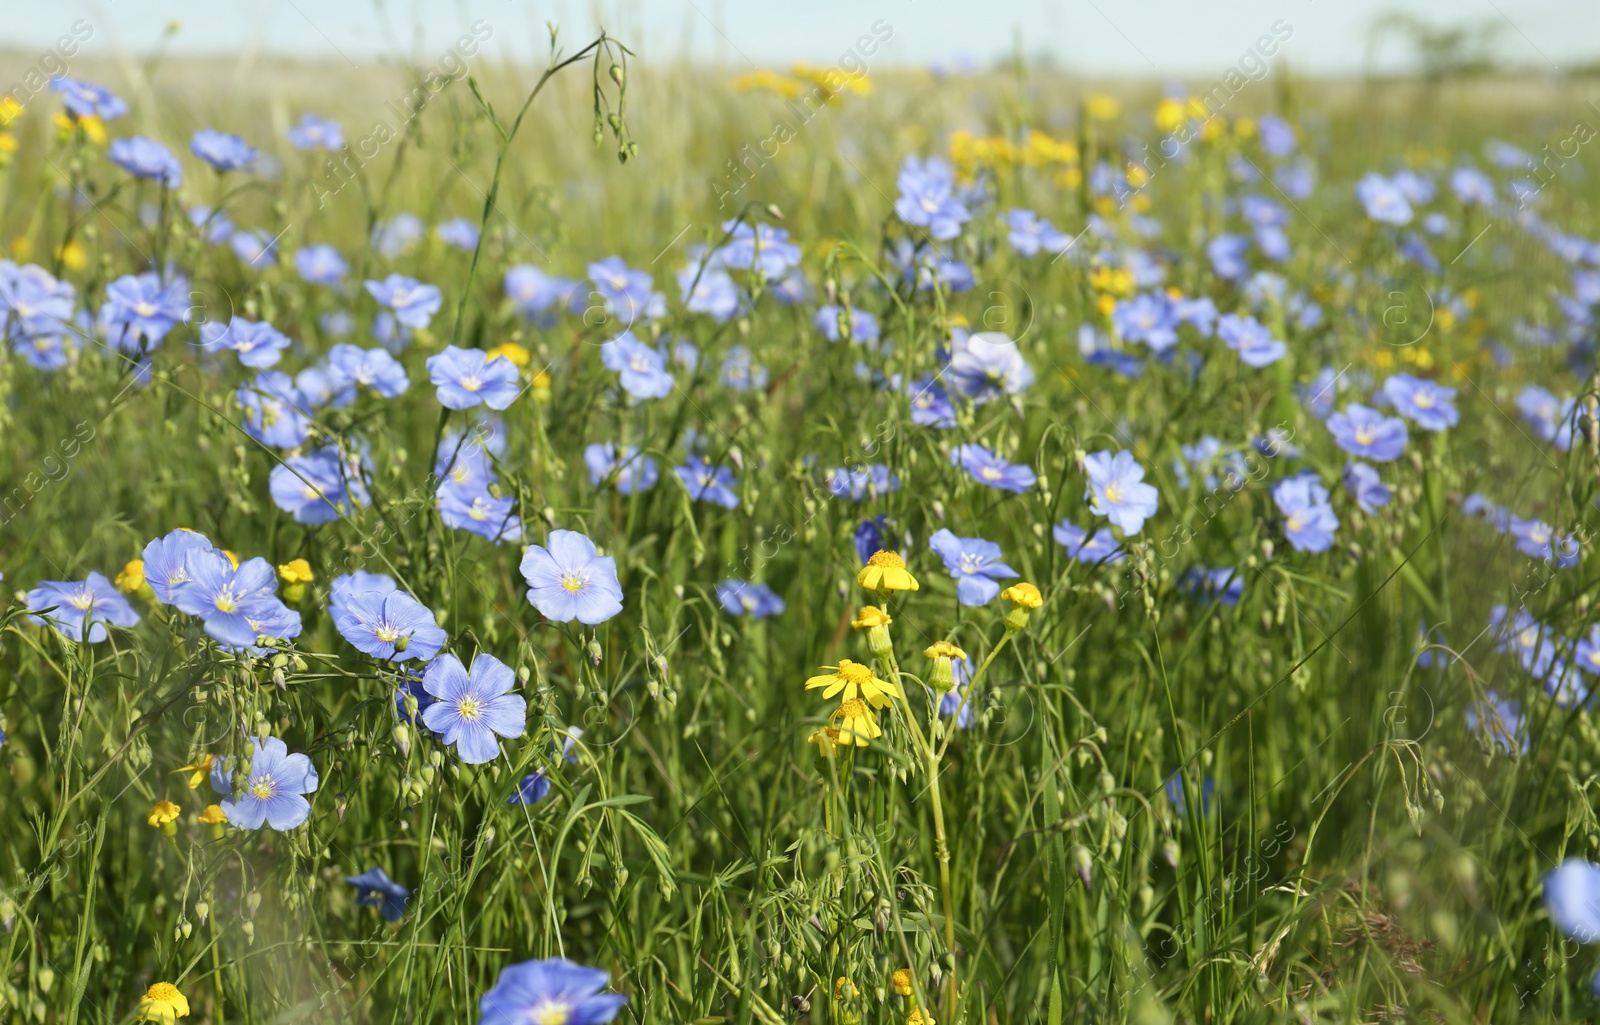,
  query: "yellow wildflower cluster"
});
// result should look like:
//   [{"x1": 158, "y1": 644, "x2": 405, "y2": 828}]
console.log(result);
[
  {"x1": 947, "y1": 128, "x2": 1081, "y2": 186},
  {"x1": 733, "y1": 63, "x2": 872, "y2": 105}
]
